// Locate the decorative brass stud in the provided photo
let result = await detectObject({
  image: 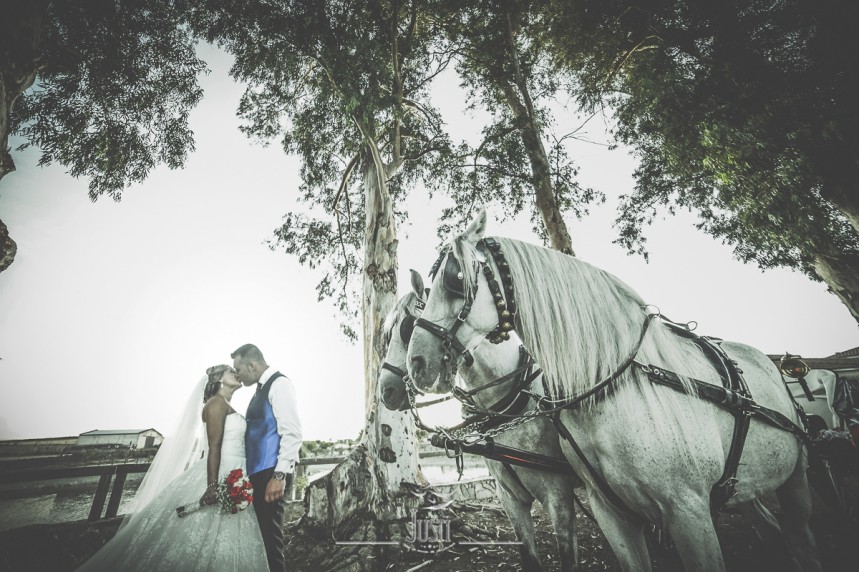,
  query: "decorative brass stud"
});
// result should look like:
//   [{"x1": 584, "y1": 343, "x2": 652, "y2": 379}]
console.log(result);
[
  {"x1": 501, "y1": 321, "x2": 513, "y2": 332},
  {"x1": 501, "y1": 310, "x2": 511, "y2": 319},
  {"x1": 496, "y1": 299, "x2": 506, "y2": 309},
  {"x1": 501, "y1": 331, "x2": 510, "y2": 340}
]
